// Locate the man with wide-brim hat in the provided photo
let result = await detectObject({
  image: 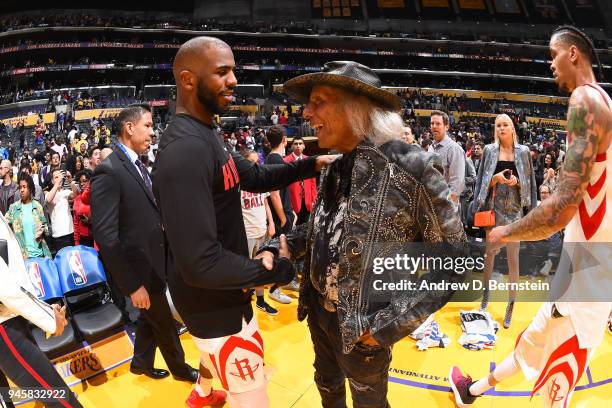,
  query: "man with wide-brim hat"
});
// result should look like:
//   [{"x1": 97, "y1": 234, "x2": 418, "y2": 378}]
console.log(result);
[
  {"x1": 284, "y1": 61, "x2": 401, "y2": 111},
  {"x1": 258, "y1": 61, "x2": 466, "y2": 407}
]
